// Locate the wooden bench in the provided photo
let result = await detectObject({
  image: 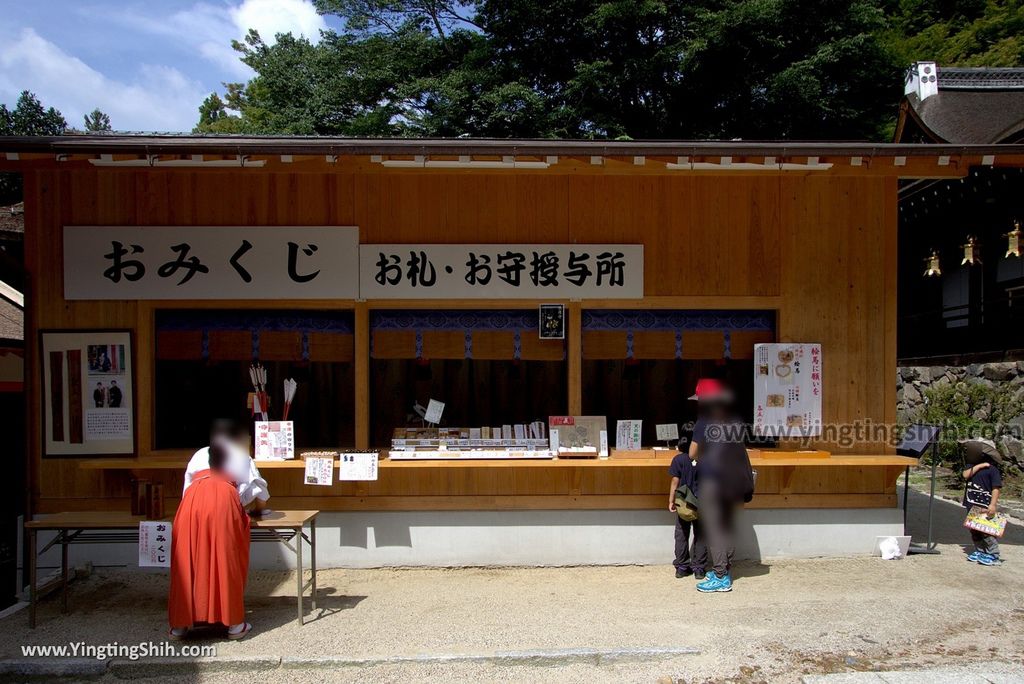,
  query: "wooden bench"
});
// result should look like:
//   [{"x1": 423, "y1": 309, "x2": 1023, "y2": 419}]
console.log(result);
[{"x1": 25, "y1": 510, "x2": 318, "y2": 628}]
